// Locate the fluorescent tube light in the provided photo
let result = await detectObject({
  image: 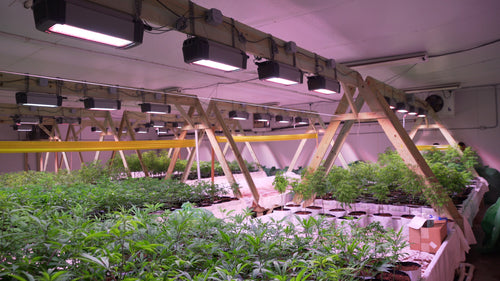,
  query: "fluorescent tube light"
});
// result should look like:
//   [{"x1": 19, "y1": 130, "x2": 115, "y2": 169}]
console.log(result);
[
  {"x1": 16, "y1": 92, "x2": 62, "y2": 107},
  {"x1": 140, "y1": 103, "x2": 171, "y2": 114},
  {"x1": 307, "y1": 75, "x2": 340, "y2": 94},
  {"x1": 13, "y1": 125, "x2": 34, "y2": 132},
  {"x1": 257, "y1": 61, "x2": 303, "y2": 85},
  {"x1": 32, "y1": 0, "x2": 144, "y2": 48},
  {"x1": 275, "y1": 115, "x2": 292, "y2": 123},
  {"x1": 402, "y1": 83, "x2": 461, "y2": 94},
  {"x1": 254, "y1": 113, "x2": 271, "y2": 122},
  {"x1": 229, "y1": 110, "x2": 249, "y2": 120},
  {"x1": 342, "y1": 52, "x2": 428, "y2": 69},
  {"x1": 183, "y1": 37, "x2": 248, "y2": 71},
  {"x1": 84, "y1": 97, "x2": 121, "y2": 110}
]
